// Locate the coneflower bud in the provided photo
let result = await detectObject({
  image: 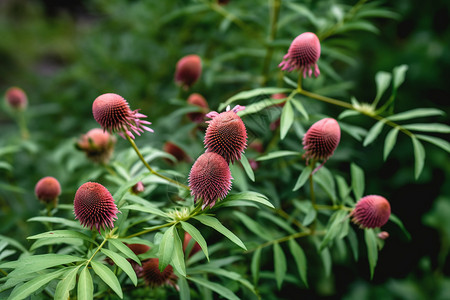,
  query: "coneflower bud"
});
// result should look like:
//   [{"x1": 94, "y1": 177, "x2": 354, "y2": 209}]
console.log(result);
[
  {"x1": 131, "y1": 181, "x2": 145, "y2": 194},
  {"x1": 351, "y1": 195, "x2": 391, "y2": 229},
  {"x1": 73, "y1": 182, "x2": 119, "y2": 233},
  {"x1": 377, "y1": 231, "x2": 390, "y2": 240},
  {"x1": 204, "y1": 105, "x2": 247, "y2": 164},
  {"x1": 5, "y1": 87, "x2": 28, "y2": 110},
  {"x1": 76, "y1": 128, "x2": 116, "y2": 163},
  {"x1": 279, "y1": 32, "x2": 321, "y2": 78},
  {"x1": 174, "y1": 54, "x2": 202, "y2": 90},
  {"x1": 92, "y1": 93, "x2": 153, "y2": 139},
  {"x1": 138, "y1": 258, "x2": 178, "y2": 289},
  {"x1": 302, "y1": 118, "x2": 340, "y2": 173},
  {"x1": 163, "y1": 141, "x2": 192, "y2": 164},
  {"x1": 35, "y1": 176, "x2": 61, "y2": 205},
  {"x1": 183, "y1": 232, "x2": 201, "y2": 257},
  {"x1": 188, "y1": 152, "x2": 232, "y2": 209},
  {"x1": 187, "y1": 93, "x2": 209, "y2": 123}
]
